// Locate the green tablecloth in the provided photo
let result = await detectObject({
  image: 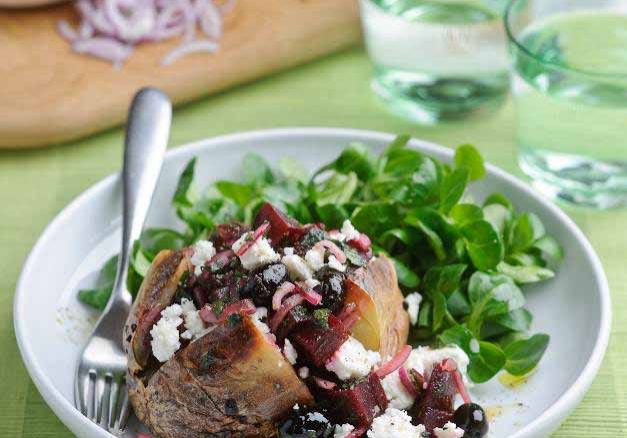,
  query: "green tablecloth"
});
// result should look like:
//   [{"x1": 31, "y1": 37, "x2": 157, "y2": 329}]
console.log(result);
[{"x1": 1, "y1": 49, "x2": 625, "y2": 437}]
